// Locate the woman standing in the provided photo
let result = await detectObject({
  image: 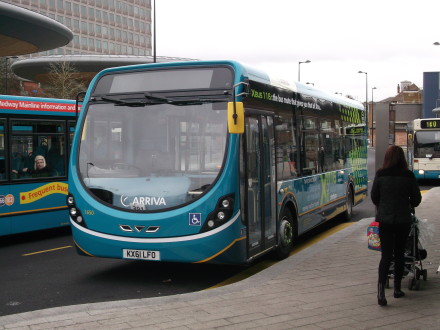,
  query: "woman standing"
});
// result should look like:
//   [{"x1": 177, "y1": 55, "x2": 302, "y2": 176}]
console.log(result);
[{"x1": 371, "y1": 145, "x2": 422, "y2": 306}]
